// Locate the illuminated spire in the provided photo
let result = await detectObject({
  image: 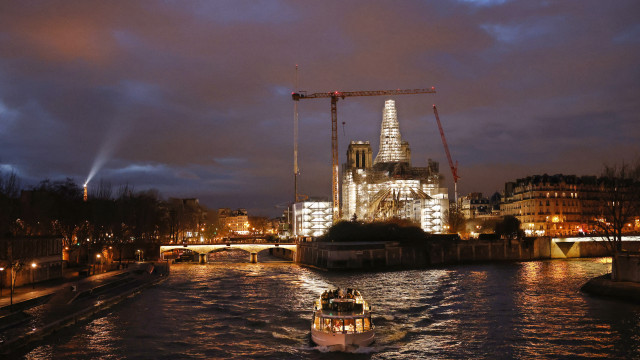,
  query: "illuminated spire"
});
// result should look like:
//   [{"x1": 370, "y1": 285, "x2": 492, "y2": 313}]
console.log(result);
[{"x1": 374, "y1": 100, "x2": 410, "y2": 164}]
